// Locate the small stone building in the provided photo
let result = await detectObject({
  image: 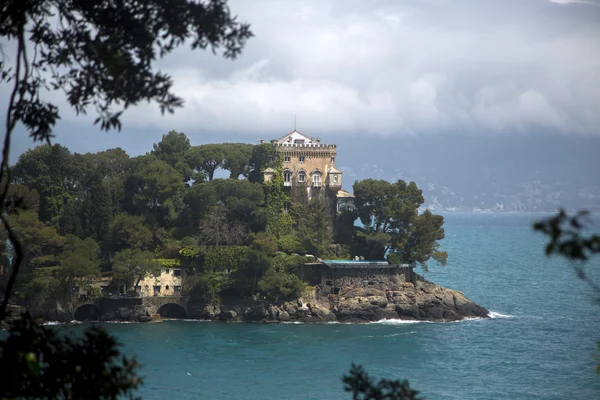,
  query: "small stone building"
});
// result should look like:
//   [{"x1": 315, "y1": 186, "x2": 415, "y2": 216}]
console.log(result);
[{"x1": 135, "y1": 268, "x2": 182, "y2": 297}]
